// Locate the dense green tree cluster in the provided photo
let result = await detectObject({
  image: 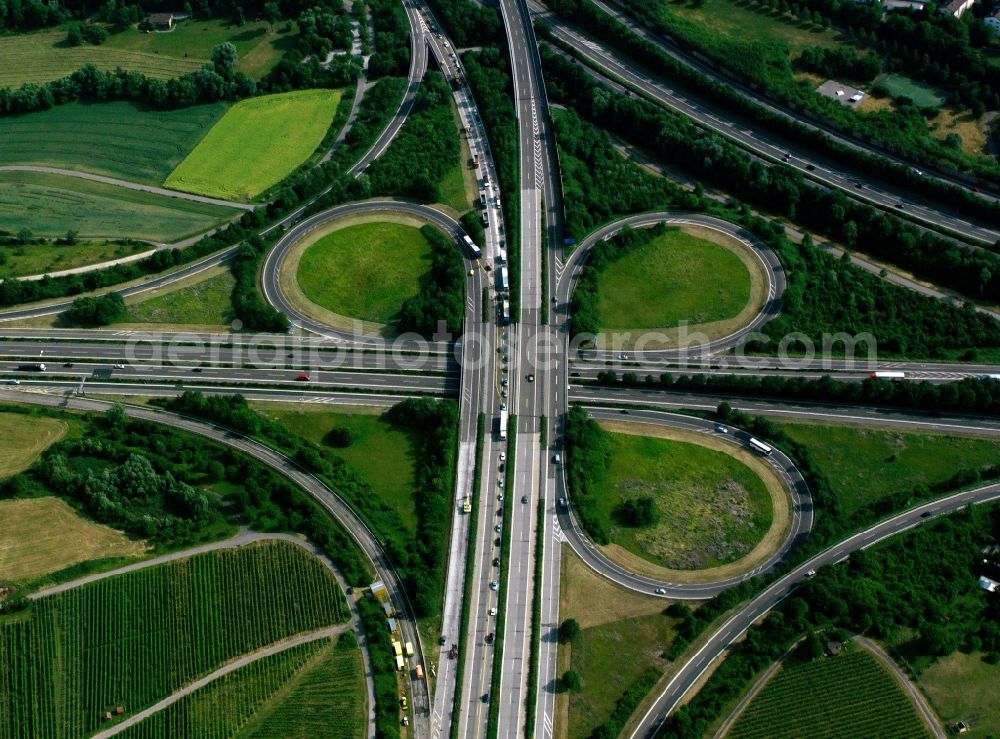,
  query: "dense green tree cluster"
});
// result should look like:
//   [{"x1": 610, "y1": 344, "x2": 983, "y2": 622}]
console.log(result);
[
  {"x1": 62, "y1": 292, "x2": 125, "y2": 326},
  {"x1": 795, "y1": 45, "x2": 880, "y2": 82},
  {"x1": 366, "y1": 0, "x2": 411, "y2": 77},
  {"x1": 661, "y1": 504, "x2": 1000, "y2": 738},
  {"x1": 65, "y1": 21, "x2": 109, "y2": 46},
  {"x1": 395, "y1": 225, "x2": 466, "y2": 338},
  {"x1": 563, "y1": 405, "x2": 613, "y2": 543},
  {"x1": 541, "y1": 47, "x2": 1000, "y2": 305},
  {"x1": 230, "y1": 237, "x2": 290, "y2": 333},
  {"x1": 366, "y1": 72, "x2": 460, "y2": 202},
  {"x1": 383, "y1": 397, "x2": 458, "y2": 616},
  {"x1": 294, "y1": 2, "x2": 352, "y2": 58},
  {"x1": 423, "y1": 0, "x2": 500, "y2": 47},
  {"x1": 553, "y1": 109, "x2": 693, "y2": 239}
]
